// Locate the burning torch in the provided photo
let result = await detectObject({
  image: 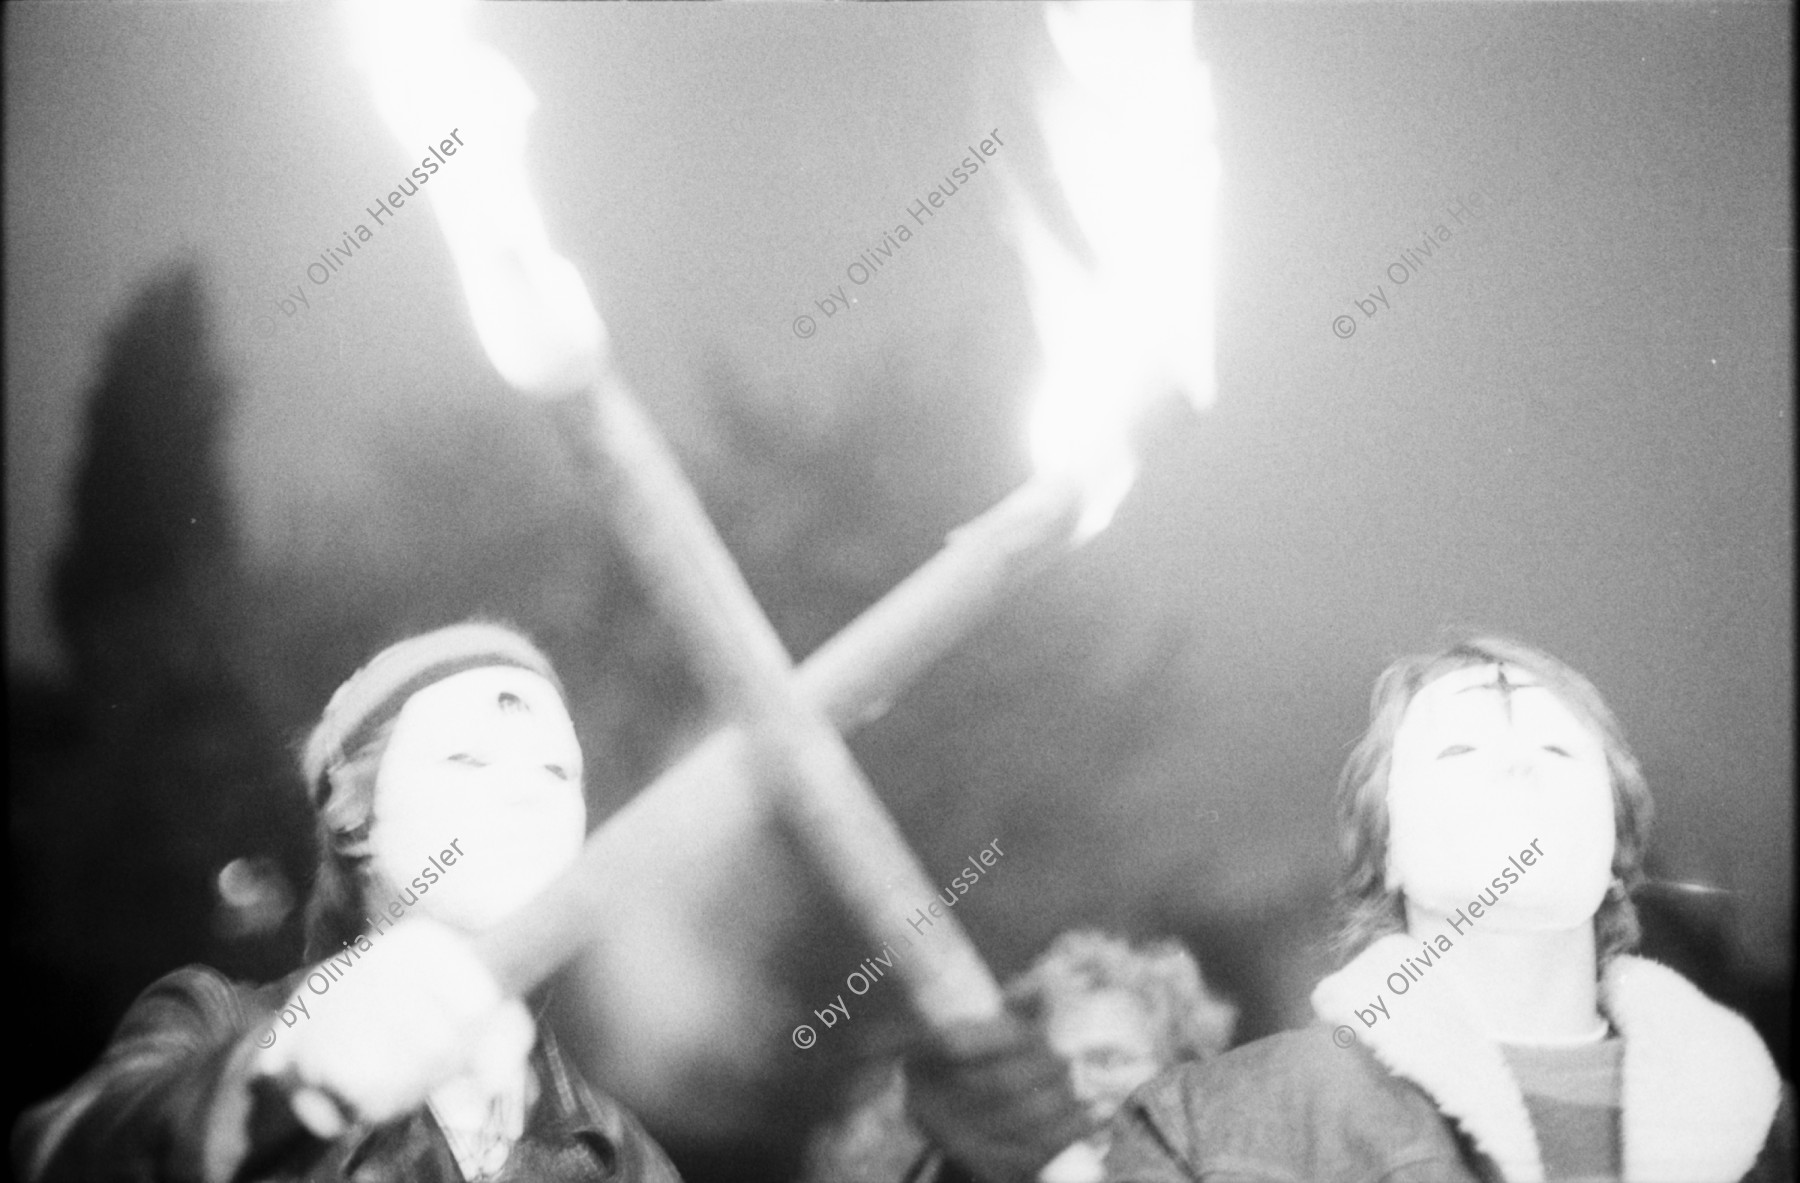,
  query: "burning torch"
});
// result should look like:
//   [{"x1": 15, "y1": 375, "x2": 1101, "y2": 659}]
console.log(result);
[{"x1": 345, "y1": 0, "x2": 1218, "y2": 1170}]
